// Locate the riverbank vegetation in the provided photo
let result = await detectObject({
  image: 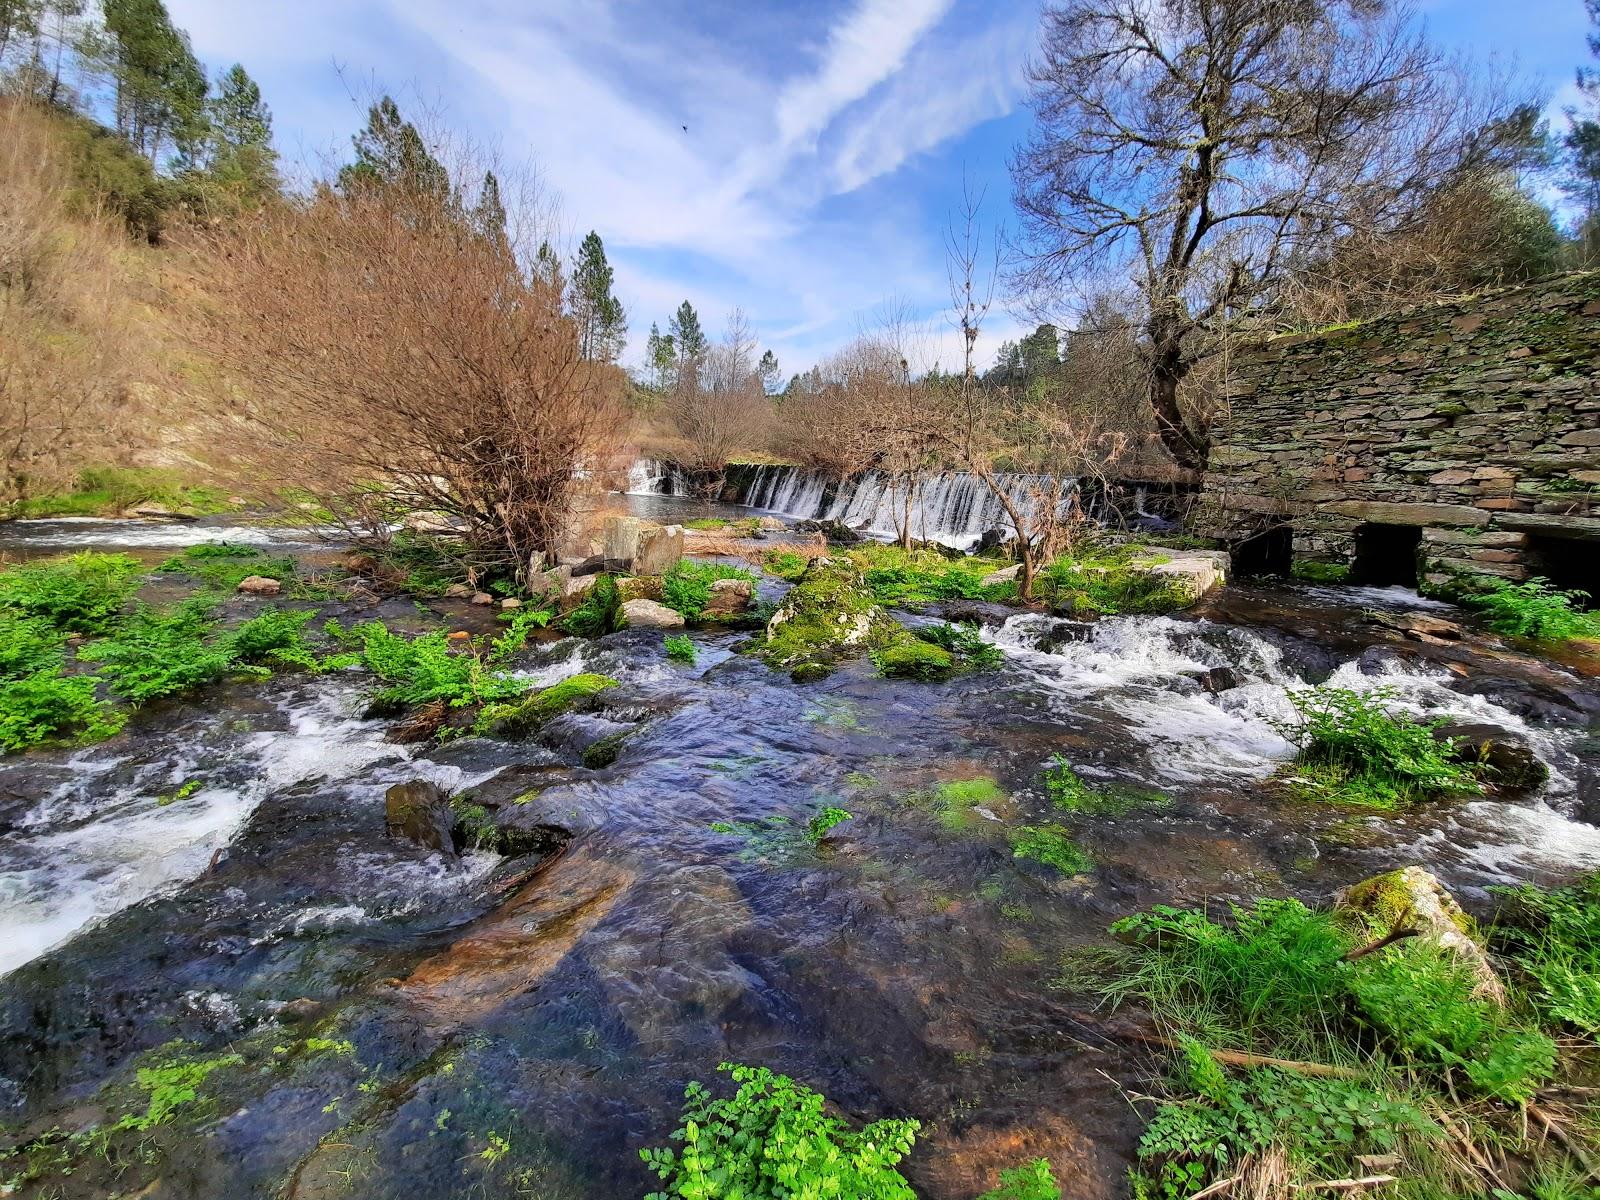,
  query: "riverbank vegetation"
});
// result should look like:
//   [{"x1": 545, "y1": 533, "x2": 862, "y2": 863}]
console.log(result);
[{"x1": 1072, "y1": 874, "x2": 1600, "y2": 1200}]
